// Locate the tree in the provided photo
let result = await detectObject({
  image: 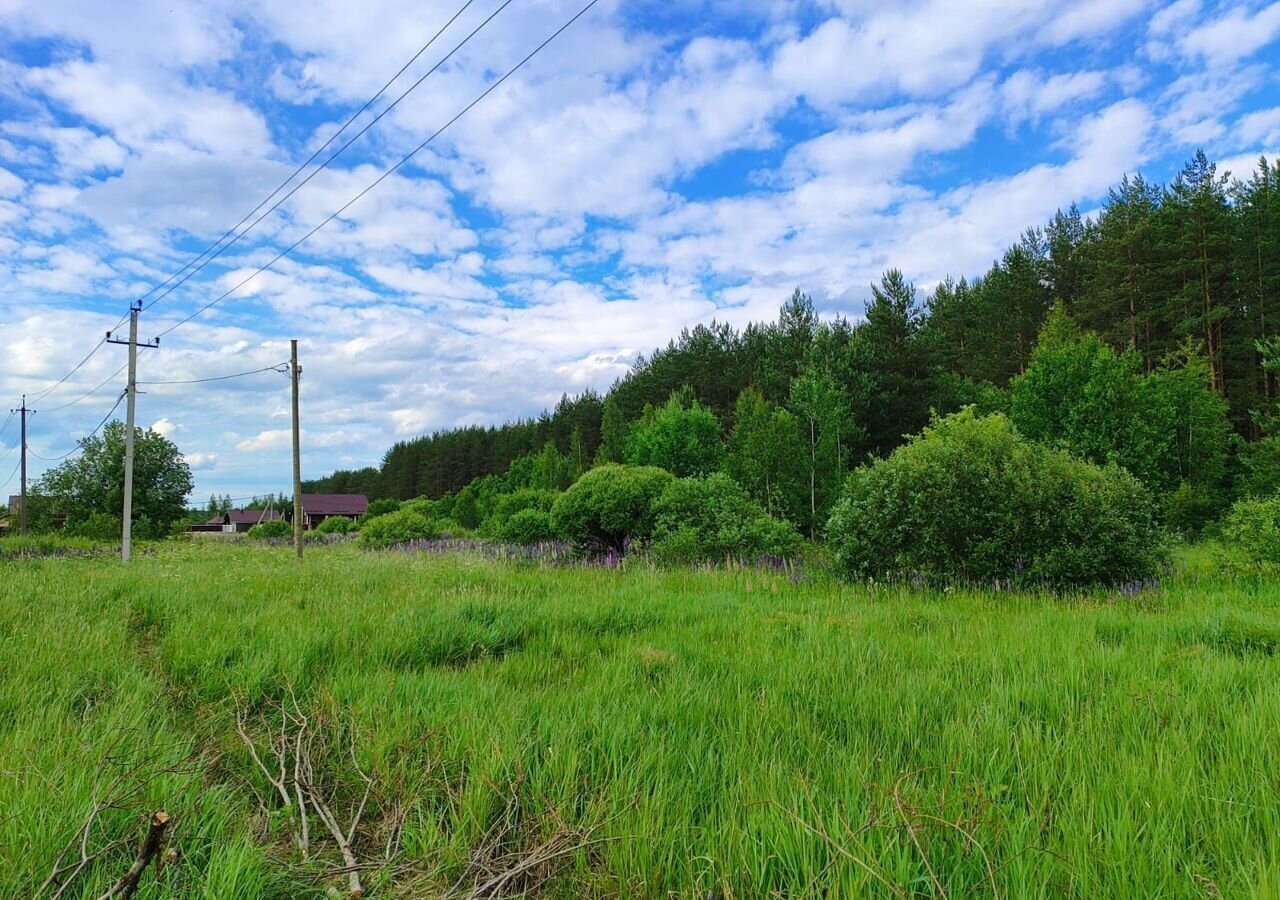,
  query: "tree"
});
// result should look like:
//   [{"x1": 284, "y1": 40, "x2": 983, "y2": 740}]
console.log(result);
[
  {"x1": 724, "y1": 387, "x2": 806, "y2": 521},
  {"x1": 36, "y1": 421, "x2": 194, "y2": 538},
  {"x1": 788, "y1": 369, "x2": 848, "y2": 537},
  {"x1": 595, "y1": 395, "x2": 628, "y2": 464},
  {"x1": 624, "y1": 390, "x2": 724, "y2": 477},
  {"x1": 1010, "y1": 312, "x2": 1230, "y2": 525}
]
